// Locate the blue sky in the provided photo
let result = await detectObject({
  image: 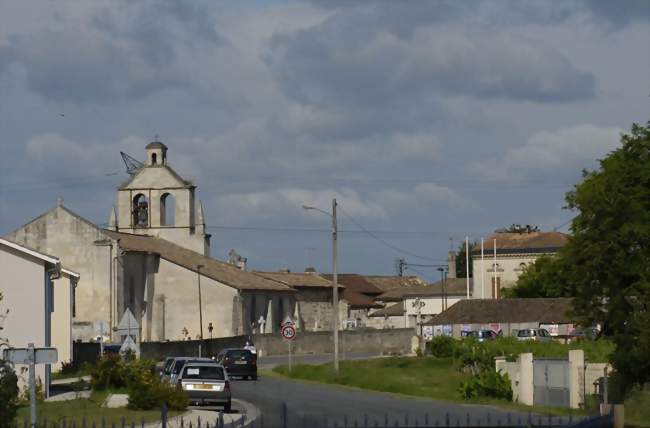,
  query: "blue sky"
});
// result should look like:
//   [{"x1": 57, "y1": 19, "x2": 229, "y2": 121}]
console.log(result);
[{"x1": 0, "y1": 1, "x2": 648, "y2": 281}]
